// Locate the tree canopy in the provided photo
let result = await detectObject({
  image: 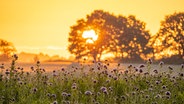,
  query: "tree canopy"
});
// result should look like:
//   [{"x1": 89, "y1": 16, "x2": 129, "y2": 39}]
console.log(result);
[
  {"x1": 150, "y1": 12, "x2": 184, "y2": 61},
  {"x1": 68, "y1": 10, "x2": 151, "y2": 62},
  {"x1": 68, "y1": 10, "x2": 117, "y2": 61},
  {"x1": 0, "y1": 39, "x2": 16, "y2": 61},
  {"x1": 68, "y1": 10, "x2": 183, "y2": 63},
  {"x1": 117, "y1": 15, "x2": 151, "y2": 61}
]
